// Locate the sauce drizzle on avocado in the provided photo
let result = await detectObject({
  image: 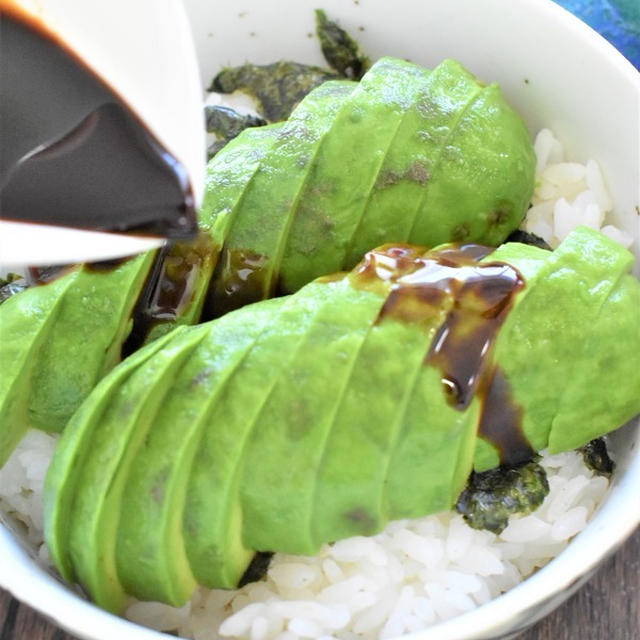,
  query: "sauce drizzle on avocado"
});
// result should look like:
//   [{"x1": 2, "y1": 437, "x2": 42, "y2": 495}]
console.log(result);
[{"x1": 351, "y1": 243, "x2": 533, "y2": 464}]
